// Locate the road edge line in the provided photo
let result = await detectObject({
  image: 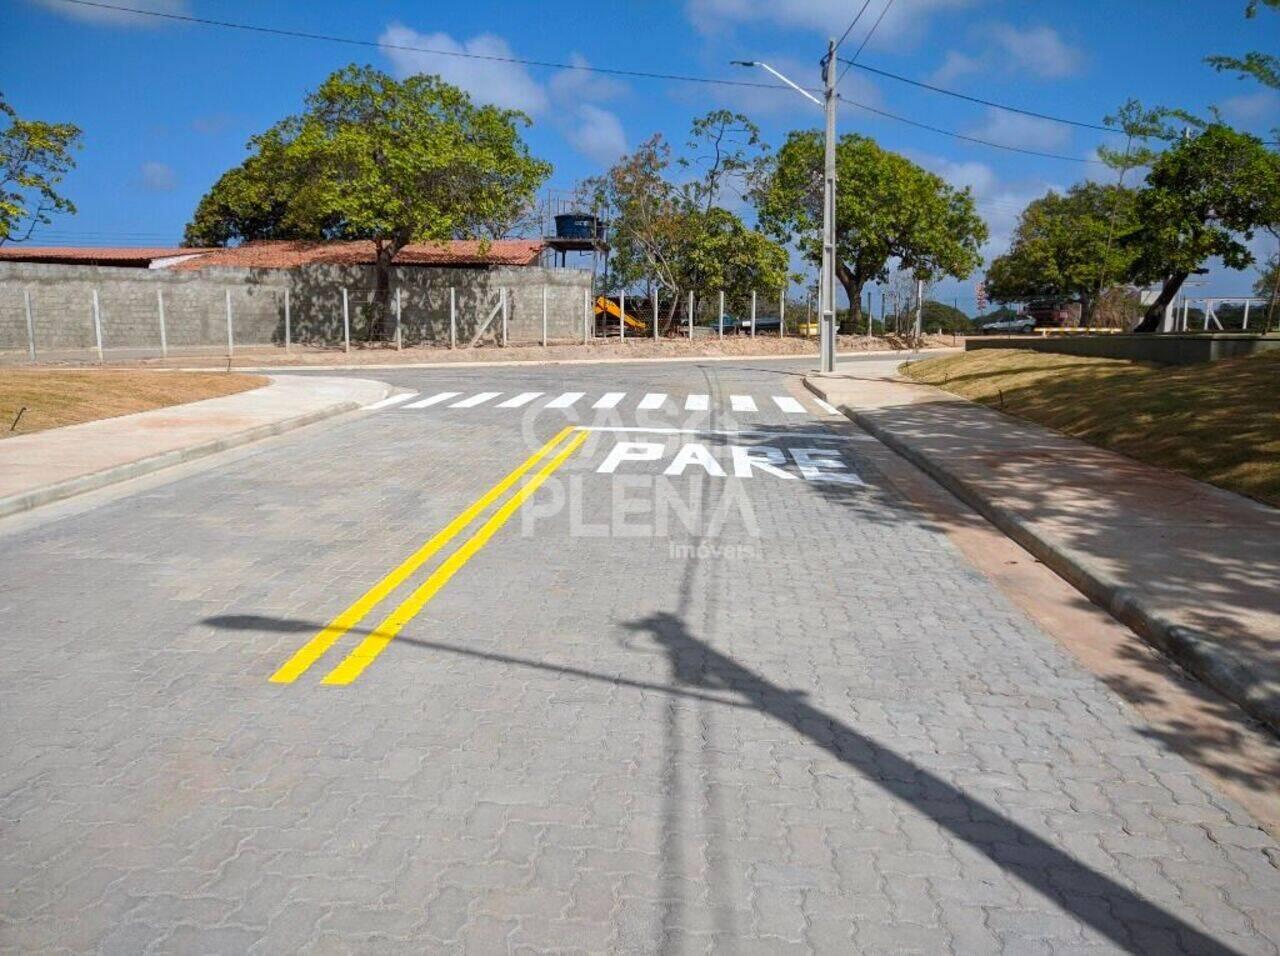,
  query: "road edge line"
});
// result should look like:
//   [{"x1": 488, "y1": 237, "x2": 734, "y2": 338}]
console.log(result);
[{"x1": 803, "y1": 375, "x2": 1280, "y2": 736}]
